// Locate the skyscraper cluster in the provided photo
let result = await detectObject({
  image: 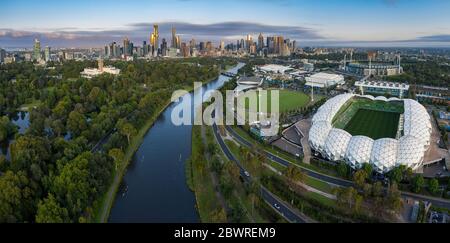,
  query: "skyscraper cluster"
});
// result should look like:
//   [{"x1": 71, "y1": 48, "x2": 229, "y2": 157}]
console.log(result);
[
  {"x1": 228, "y1": 33, "x2": 296, "y2": 57},
  {"x1": 103, "y1": 25, "x2": 298, "y2": 59}
]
